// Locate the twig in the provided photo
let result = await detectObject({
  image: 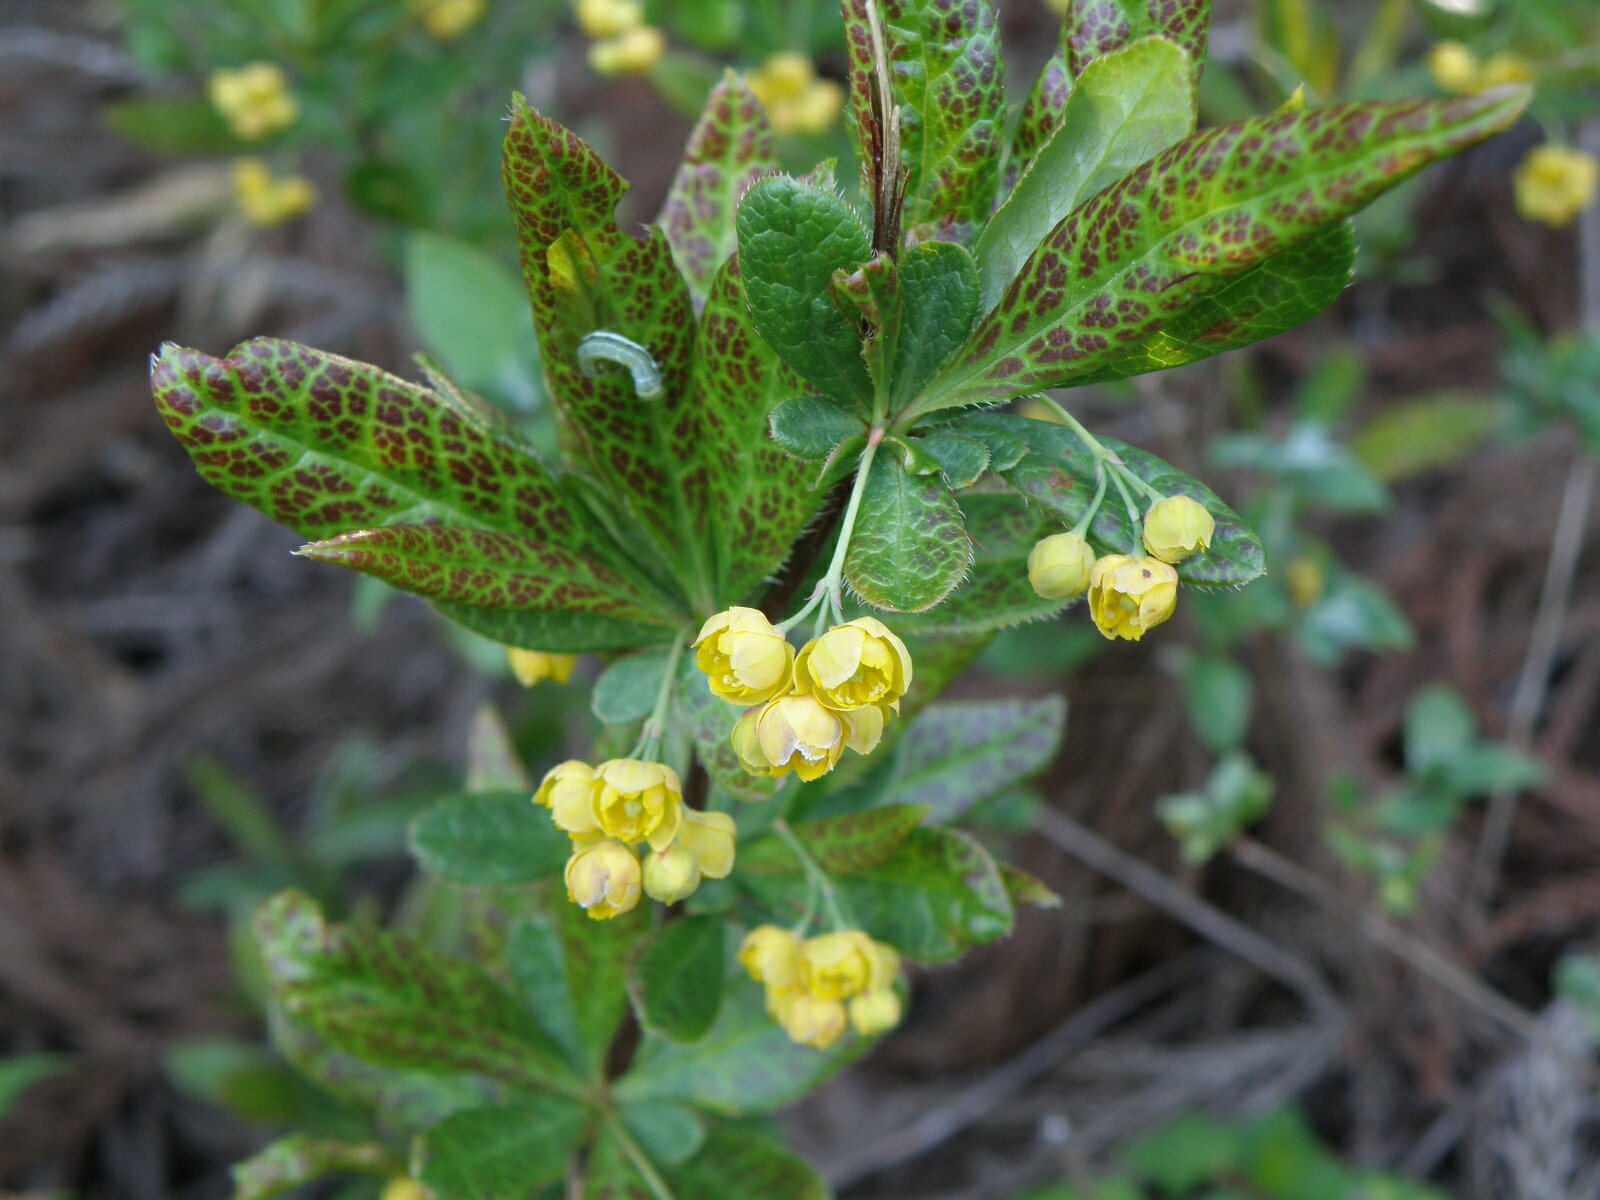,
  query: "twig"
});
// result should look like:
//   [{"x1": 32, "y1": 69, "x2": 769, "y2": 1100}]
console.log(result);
[
  {"x1": 1230, "y1": 837, "x2": 1541, "y2": 1042},
  {"x1": 1034, "y1": 810, "x2": 1342, "y2": 1020},
  {"x1": 824, "y1": 955, "x2": 1192, "y2": 1189},
  {"x1": 1470, "y1": 122, "x2": 1600, "y2": 907}
]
